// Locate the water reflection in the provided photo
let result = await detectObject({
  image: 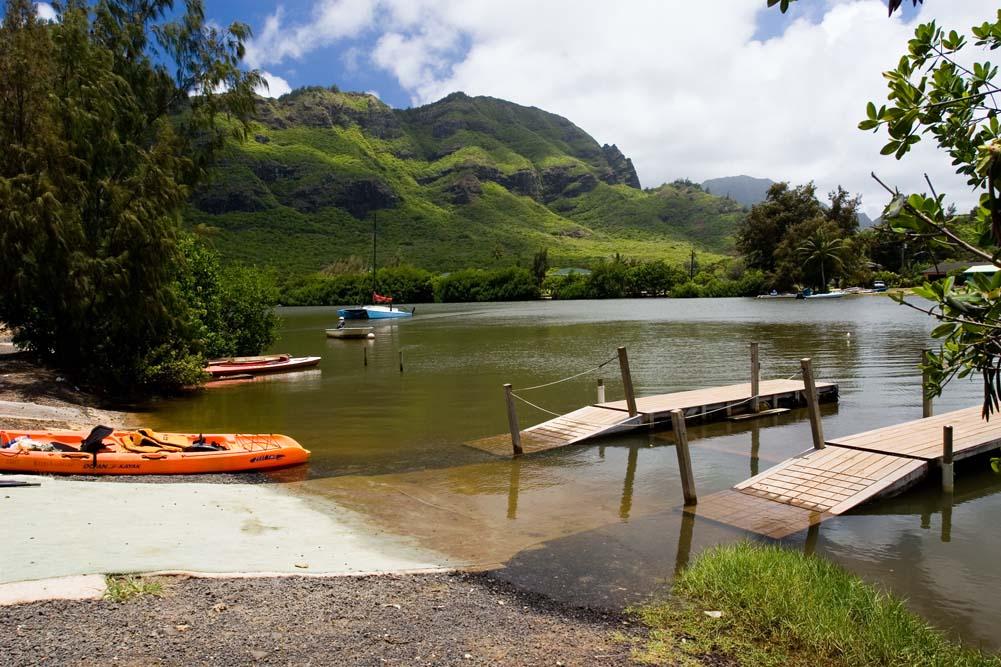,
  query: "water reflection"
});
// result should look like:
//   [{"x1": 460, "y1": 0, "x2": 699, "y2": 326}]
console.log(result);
[{"x1": 149, "y1": 299, "x2": 1001, "y2": 651}]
